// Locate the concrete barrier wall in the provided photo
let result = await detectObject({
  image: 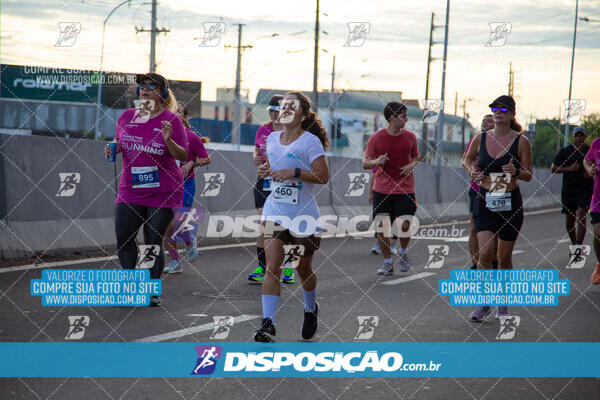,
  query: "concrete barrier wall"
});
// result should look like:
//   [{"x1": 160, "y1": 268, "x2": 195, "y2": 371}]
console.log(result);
[
  {"x1": 0, "y1": 99, "x2": 122, "y2": 138},
  {"x1": 0, "y1": 134, "x2": 562, "y2": 259}
]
